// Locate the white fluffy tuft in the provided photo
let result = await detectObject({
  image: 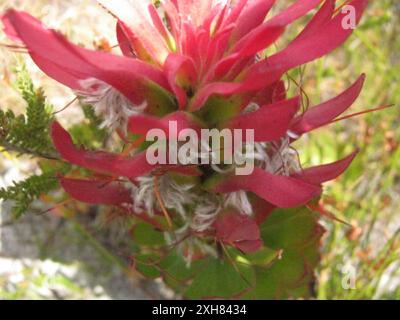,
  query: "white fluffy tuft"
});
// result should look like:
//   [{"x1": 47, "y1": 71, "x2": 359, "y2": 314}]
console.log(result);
[{"x1": 78, "y1": 78, "x2": 146, "y2": 132}]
